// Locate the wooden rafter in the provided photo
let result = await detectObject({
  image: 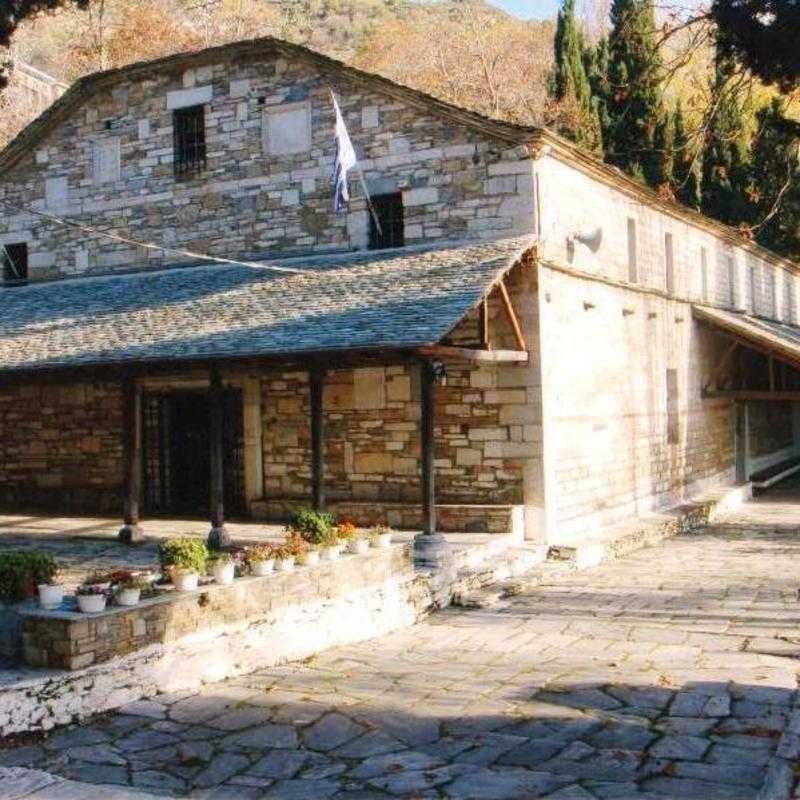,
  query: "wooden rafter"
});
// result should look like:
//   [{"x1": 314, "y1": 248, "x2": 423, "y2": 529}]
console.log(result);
[{"x1": 497, "y1": 278, "x2": 527, "y2": 351}]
